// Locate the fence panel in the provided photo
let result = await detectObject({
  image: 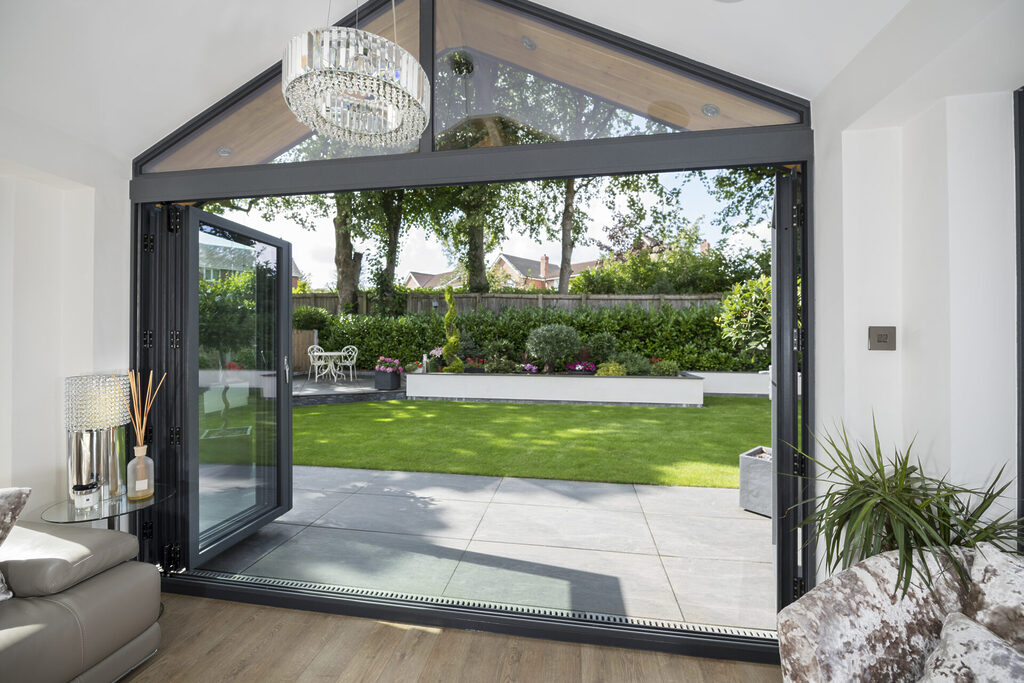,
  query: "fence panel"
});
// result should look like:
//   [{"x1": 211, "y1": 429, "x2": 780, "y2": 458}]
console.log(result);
[{"x1": 405, "y1": 292, "x2": 723, "y2": 314}]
